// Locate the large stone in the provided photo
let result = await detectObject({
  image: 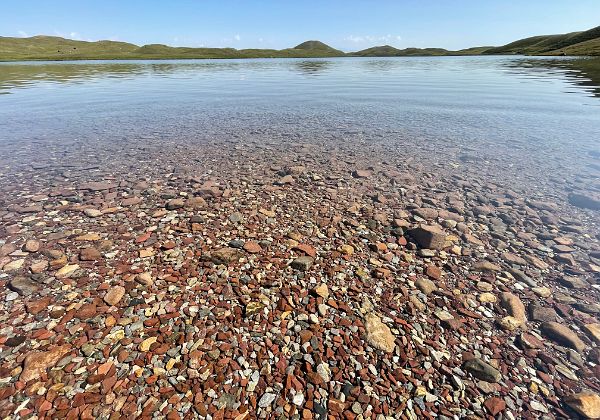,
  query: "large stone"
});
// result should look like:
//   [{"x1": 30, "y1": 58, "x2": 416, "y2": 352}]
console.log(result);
[
  {"x1": 583, "y1": 323, "x2": 600, "y2": 345},
  {"x1": 8, "y1": 276, "x2": 40, "y2": 296},
  {"x1": 103, "y1": 286, "x2": 126, "y2": 306},
  {"x1": 364, "y1": 313, "x2": 395, "y2": 353},
  {"x1": 541, "y1": 322, "x2": 586, "y2": 352},
  {"x1": 165, "y1": 199, "x2": 185, "y2": 210},
  {"x1": 415, "y1": 278, "x2": 437, "y2": 295},
  {"x1": 80, "y1": 247, "x2": 102, "y2": 261},
  {"x1": 564, "y1": 391, "x2": 600, "y2": 419},
  {"x1": 463, "y1": 358, "x2": 502, "y2": 383},
  {"x1": 499, "y1": 292, "x2": 526, "y2": 323},
  {"x1": 20, "y1": 345, "x2": 71, "y2": 382},
  {"x1": 529, "y1": 303, "x2": 557, "y2": 322},
  {"x1": 291, "y1": 256, "x2": 314, "y2": 271},
  {"x1": 210, "y1": 248, "x2": 244, "y2": 265},
  {"x1": 409, "y1": 225, "x2": 446, "y2": 250}
]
